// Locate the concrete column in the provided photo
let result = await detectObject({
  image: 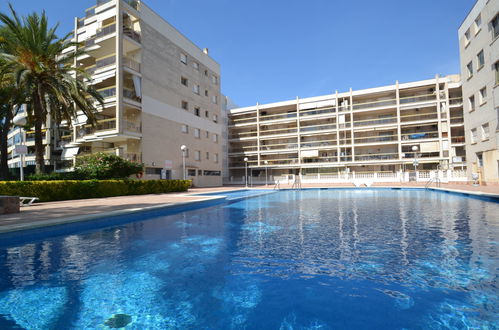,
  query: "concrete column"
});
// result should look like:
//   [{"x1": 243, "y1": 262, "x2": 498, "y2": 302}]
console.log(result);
[
  {"x1": 435, "y1": 75, "x2": 443, "y2": 160},
  {"x1": 116, "y1": 1, "x2": 124, "y2": 134},
  {"x1": 256, "y1": 102, "x2": 260, "y2": 166},
  {"x1": 349, "y1": 88, "x2": 354, "y2": 163},
  {"x1": 396, "y1": 80, "x2": 402, "y2": 162},
  {"x1": 335, "y1": 90, "x2": 340, "y2": 163},
  {"x1": 296, "y1": 96, "x2": 301, "y2": 165}
]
